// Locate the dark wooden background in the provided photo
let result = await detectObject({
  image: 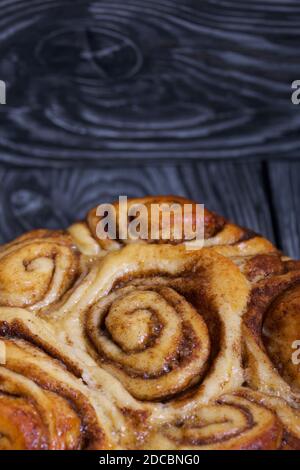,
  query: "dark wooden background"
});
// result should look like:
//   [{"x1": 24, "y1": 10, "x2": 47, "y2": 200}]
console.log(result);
[{"x1": 0, "y1": 1, "x2": 300, "y2": 257}]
